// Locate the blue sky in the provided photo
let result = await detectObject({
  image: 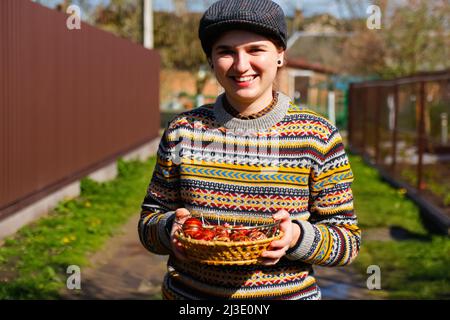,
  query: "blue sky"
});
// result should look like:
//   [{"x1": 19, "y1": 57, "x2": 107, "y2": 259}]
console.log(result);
[{"x1": 37, "y1": 0, "x2": 371, "y2": 19}]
